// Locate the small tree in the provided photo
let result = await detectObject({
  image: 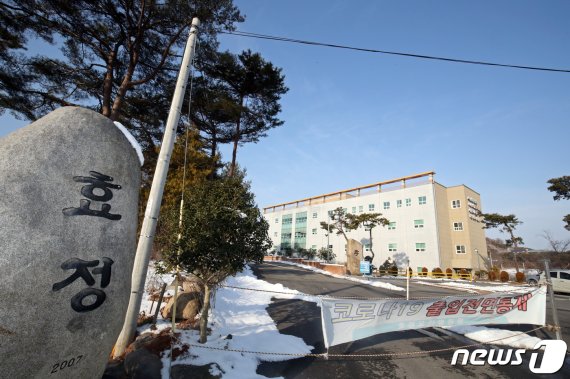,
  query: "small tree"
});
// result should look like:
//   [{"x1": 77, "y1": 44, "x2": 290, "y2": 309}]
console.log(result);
[
  {"x1": 283, "y1": 247, "x2": 293, "y2": 257},
  {"x1": 540, "y1": 230, "x2": 570, "y2": 253},
  {"x1": 346, "y1": 212, "x2": 390, "y2": 263},
  {"x1": 296, "y1": 248, "x2": 308, "y2": 258},
  {"x1": 159, "y1": 174, "x2": 271, "y2": 343},
  {"x1": 547, "y1": 176, "x2": 570, "y2": 231},
  {"x1": 432, "y1": 267, "x2": 443, "y2": 278},
  {"x1": 317, "y1": 247, "x2": 335, "y2": 262},
  {"x1": 378, "y1": 257, "x2": 397, "y2": 275},
  {"x1": 320, "y1": 207, "x2": 351, "y2": 242},
  {"x1": 480, "y1": 213, "x2": 524, "y2": 272},
  {"x1": 305, "y1": 248, "x2": 317, "y2": 260}
]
